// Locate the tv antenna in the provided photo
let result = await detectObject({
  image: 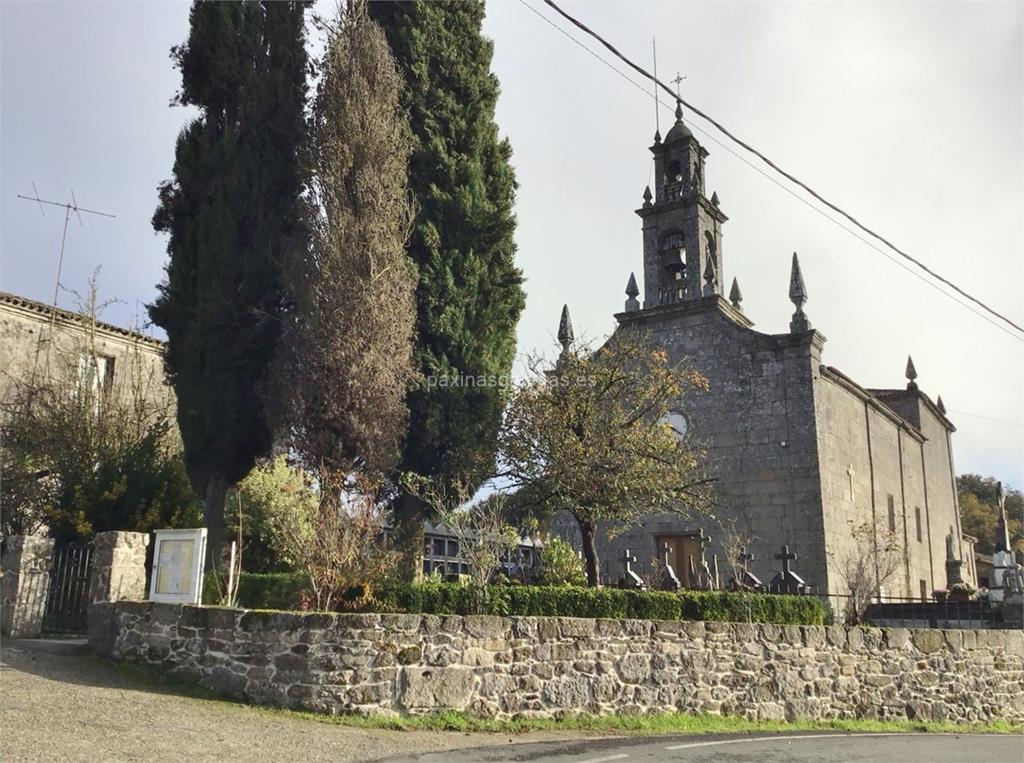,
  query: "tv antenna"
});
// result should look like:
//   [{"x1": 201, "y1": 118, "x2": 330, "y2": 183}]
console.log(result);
[
  {"x1": 16, "y1": 185, "x2": 116, "y2": 375},
  {"x1": 652, "y1": 38, "x2": 660, "y2": 134}
]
